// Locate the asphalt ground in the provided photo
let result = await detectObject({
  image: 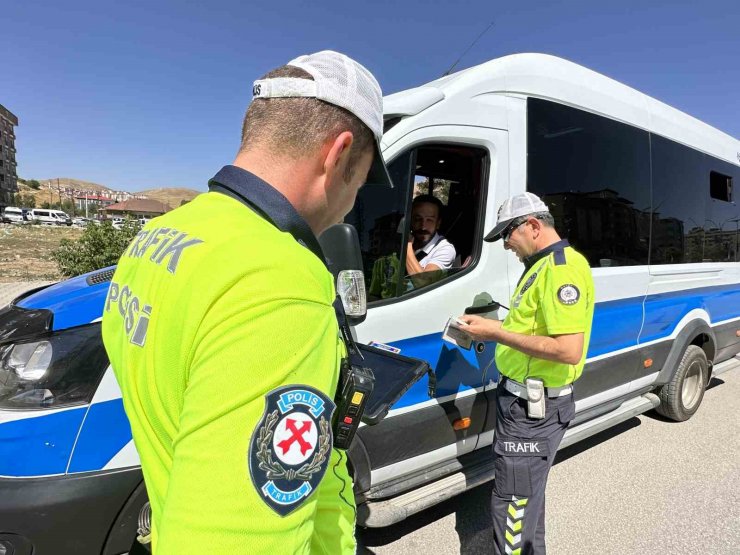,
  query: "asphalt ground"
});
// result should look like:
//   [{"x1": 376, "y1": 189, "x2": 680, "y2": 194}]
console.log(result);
[{"x1": 358, "y1": 366, "x2": 740, "y2": 555}]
